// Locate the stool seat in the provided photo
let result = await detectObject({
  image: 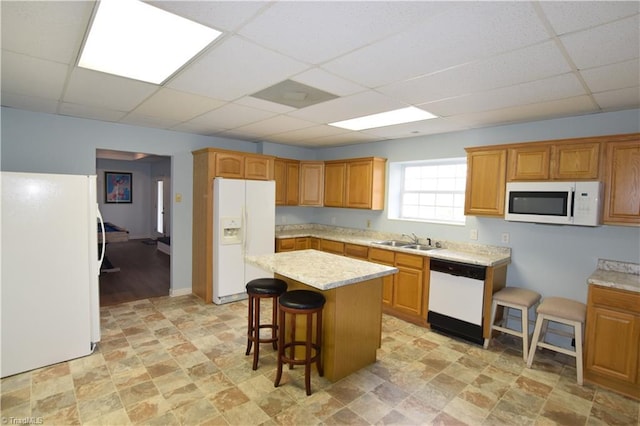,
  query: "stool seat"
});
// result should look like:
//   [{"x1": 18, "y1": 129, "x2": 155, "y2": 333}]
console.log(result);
[
  {"x1": 527, "y1": 296, "x2": 586, "y2": 385},
  {"x1": 246, "y1": 278, "x2": 288, "y2": 295},
  {"x1": 245, "y1": 278, "x2": 288, "y2": 370},
  {"x1": 279, "y1": 290, "x2": 326, "y2": 310},
  {"x1": 484, "y1": 286, "x2": 541, "y2": 362}
]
